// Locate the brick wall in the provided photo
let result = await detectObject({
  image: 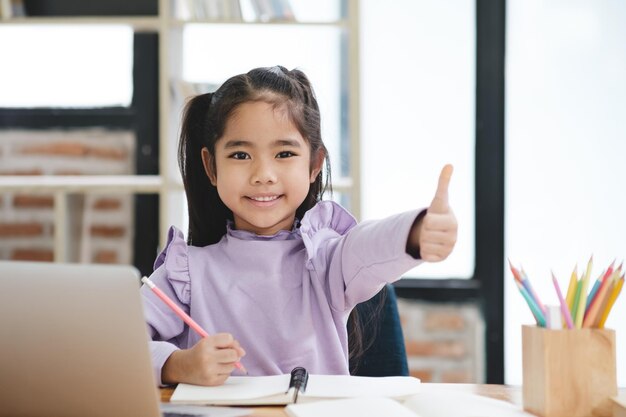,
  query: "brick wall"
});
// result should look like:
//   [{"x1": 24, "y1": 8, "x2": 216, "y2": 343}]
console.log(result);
[
  {"x1": 397, "y1": 298, "x2": 485, "y2": 383},
  {"x1": 0, "y1": 129, "x2": 135, "y2": 264}
]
